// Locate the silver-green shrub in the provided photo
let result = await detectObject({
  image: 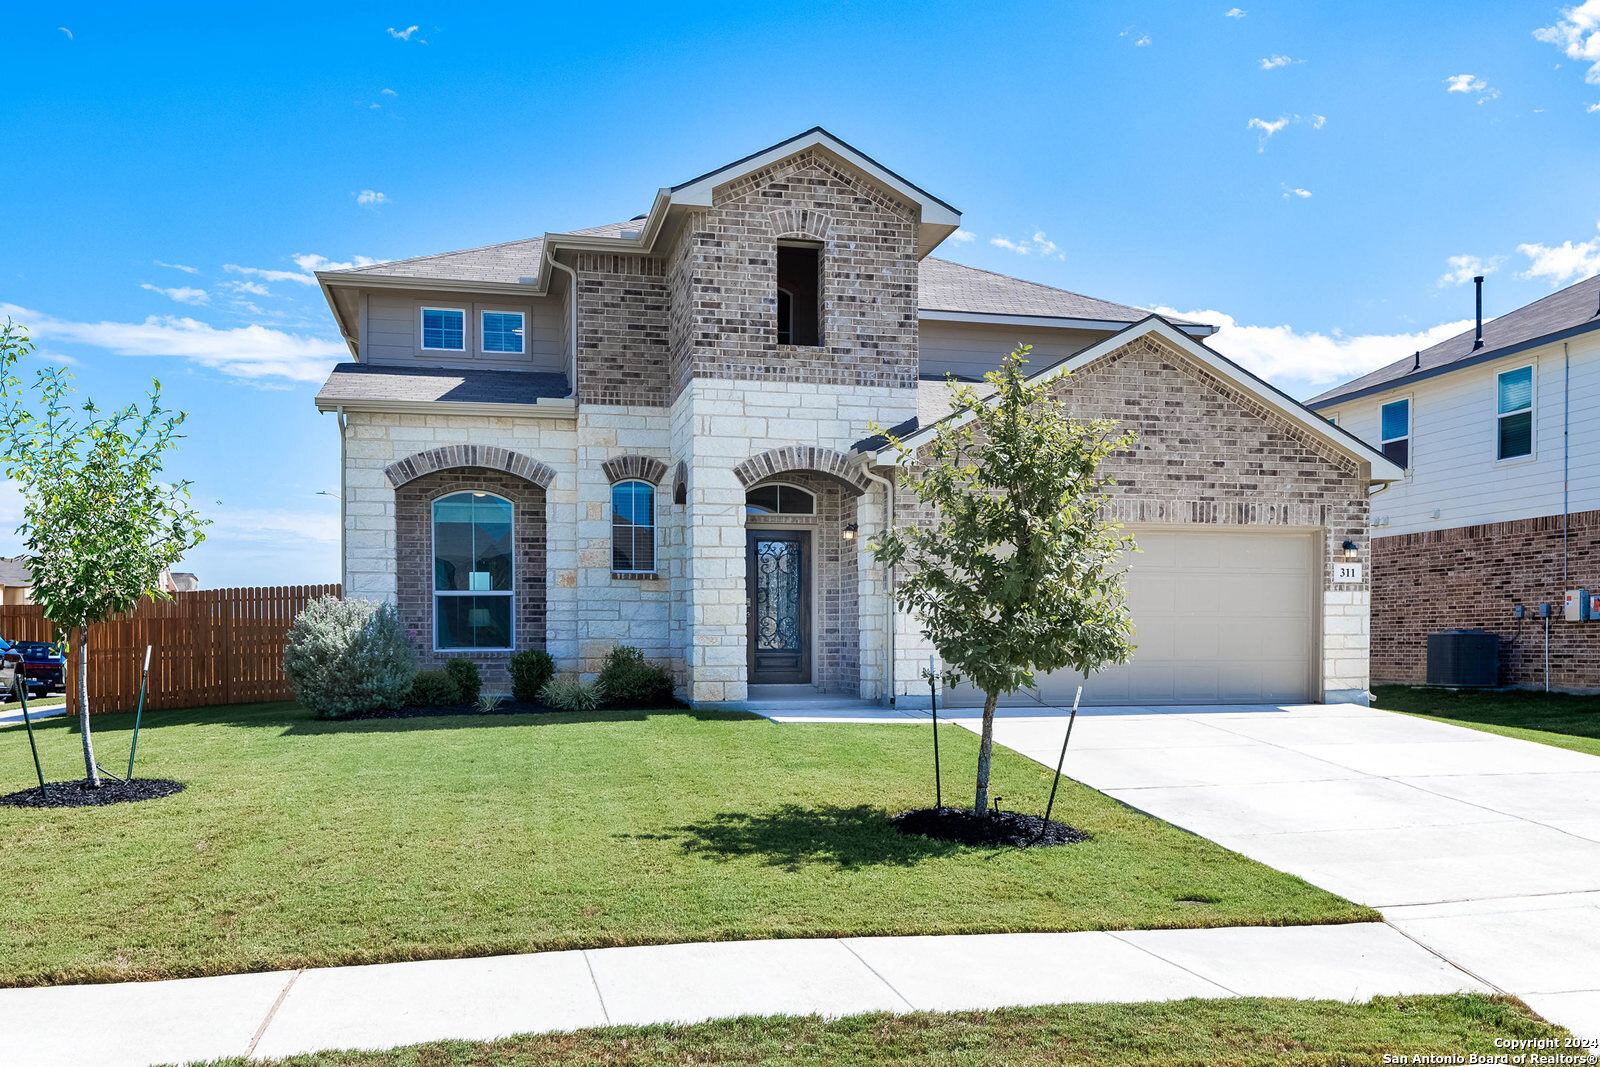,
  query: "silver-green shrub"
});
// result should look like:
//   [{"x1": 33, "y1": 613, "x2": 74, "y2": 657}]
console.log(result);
[
  {"x1": 538, "y1": 675, "x2": 604, "y2": 713},
  {"x1": 284, "y1": 596, "x2": 417, "y2": 718}
]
